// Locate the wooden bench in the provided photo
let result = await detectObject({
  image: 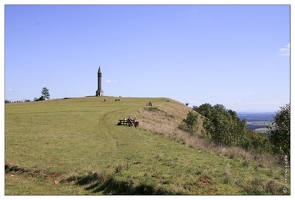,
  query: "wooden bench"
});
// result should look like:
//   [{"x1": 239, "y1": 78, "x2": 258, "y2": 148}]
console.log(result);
[
  {"x1": 117, "y1": 119, "x2": 139, "y2": 127},
  {"x1": 118, "y1": 119, "x2": 129, "y2": 125}
]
